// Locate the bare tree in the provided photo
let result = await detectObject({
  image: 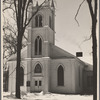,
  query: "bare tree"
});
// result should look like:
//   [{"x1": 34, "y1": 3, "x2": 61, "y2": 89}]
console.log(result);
[
  {"x1": 3, "y1": 0, "x2": 46, "y2": 98},
  {"x1": 3, "y1": 19, "x2": 27, "y2": 70},
  {"x1": 75, "y1": 0, "x2": 98, "y2": 100}
]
